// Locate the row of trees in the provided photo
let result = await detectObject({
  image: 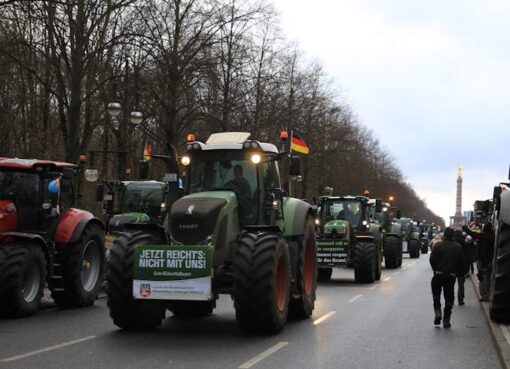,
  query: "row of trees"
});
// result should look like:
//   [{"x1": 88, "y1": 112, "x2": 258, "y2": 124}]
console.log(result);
[{"x1": 0, "y1": 0, "x2": 443, "y2": 225}]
